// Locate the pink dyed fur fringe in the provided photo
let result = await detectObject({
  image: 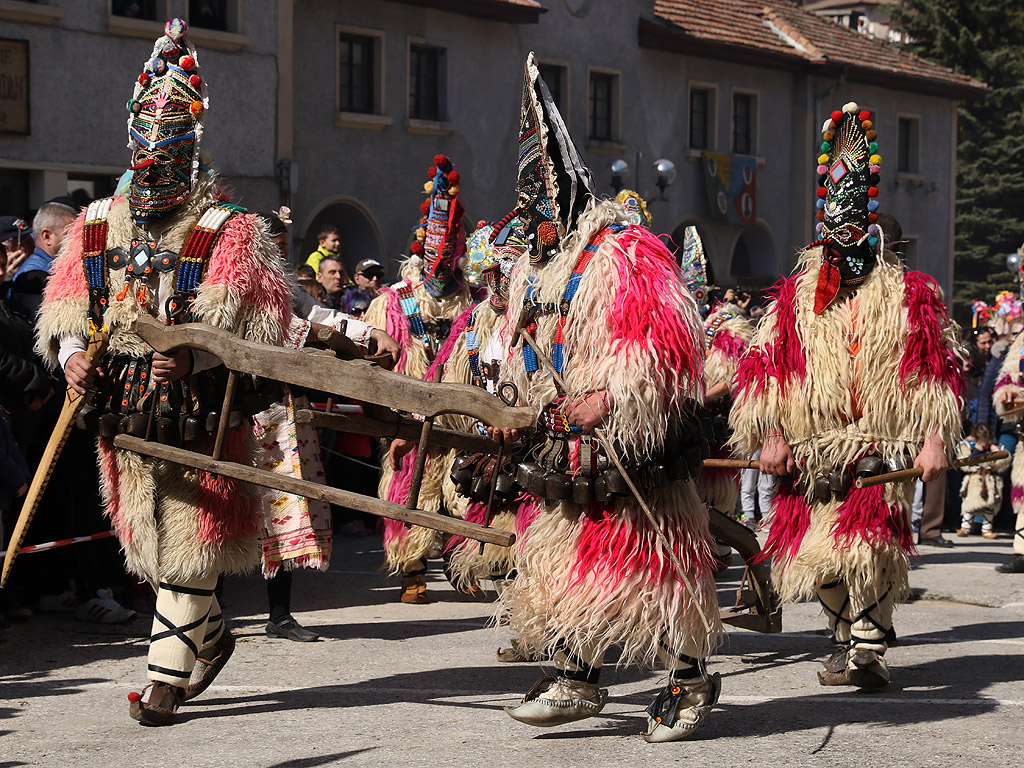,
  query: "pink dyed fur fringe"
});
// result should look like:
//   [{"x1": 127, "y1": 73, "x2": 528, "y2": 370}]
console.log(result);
[
  {"x1": 900, "y1": 271, "x2": 963, "y2": 398},
  {"x1": 735, "y1": 276, "x2": 805, "y2": 398}
]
